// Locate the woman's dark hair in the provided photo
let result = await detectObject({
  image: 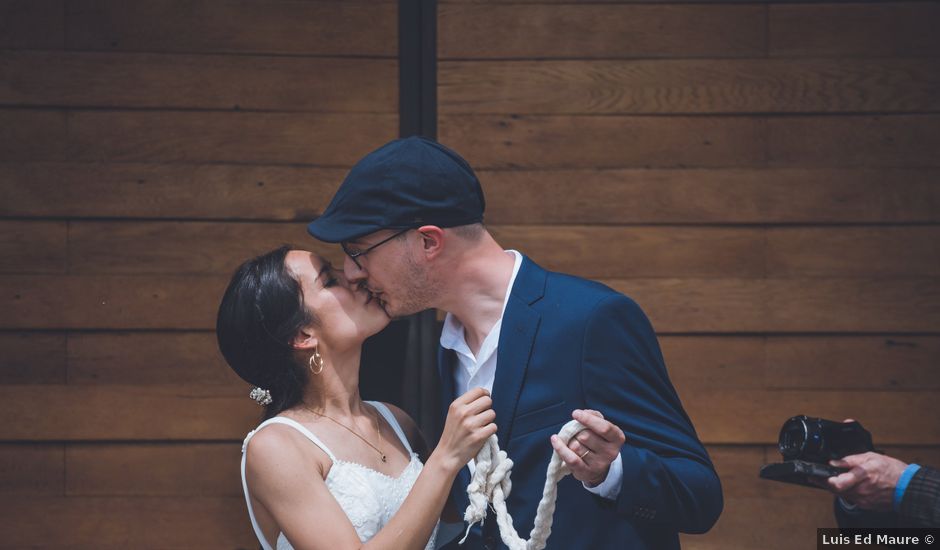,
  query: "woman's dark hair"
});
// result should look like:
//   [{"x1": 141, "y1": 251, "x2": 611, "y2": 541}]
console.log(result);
[{"x1": 216, "y1": 245, "x2": 318, "y2": 419}]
